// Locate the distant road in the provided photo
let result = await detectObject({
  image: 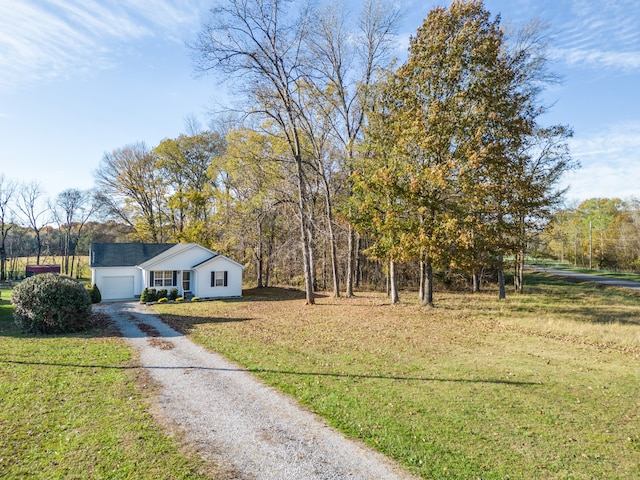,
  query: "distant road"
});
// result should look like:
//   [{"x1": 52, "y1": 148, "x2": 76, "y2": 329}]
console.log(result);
[{"x1": 530, "y1": 266, "x2": 640, "y2": 291}]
